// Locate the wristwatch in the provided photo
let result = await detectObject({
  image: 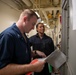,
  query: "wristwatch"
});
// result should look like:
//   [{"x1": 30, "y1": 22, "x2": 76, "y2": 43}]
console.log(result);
[{"x1": 35, "y1": 50, "x2": 37, "y2": 54}]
